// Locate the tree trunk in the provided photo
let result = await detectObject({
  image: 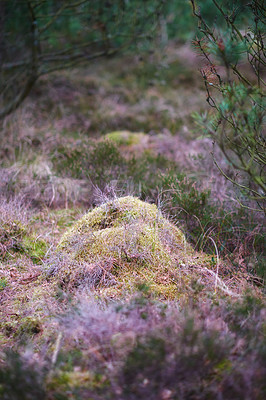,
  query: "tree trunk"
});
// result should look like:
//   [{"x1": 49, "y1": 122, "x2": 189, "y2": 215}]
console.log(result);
[{"x1": 0, "y1": 1, "x2": 6, "y2": 67}]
